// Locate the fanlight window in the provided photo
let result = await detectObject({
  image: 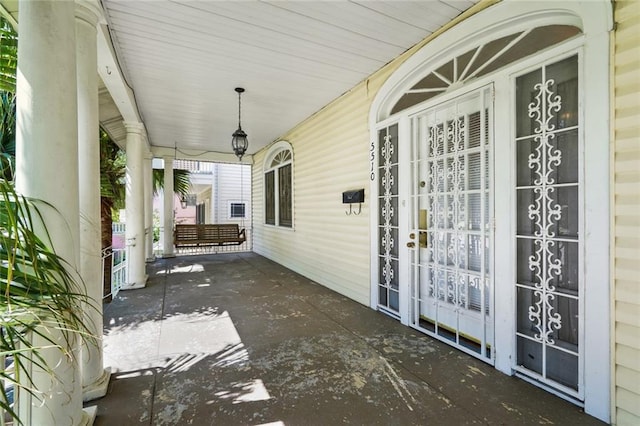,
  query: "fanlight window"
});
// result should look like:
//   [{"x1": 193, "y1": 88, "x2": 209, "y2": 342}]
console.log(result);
[
  {"x1": 264, "y1": 145, "x2": 293, "y2": 228},
  {"x1": 270, "y1": 150, "x2": 291, "y2": 168},
  {"x1": 391, "y1": 25, "x2": 581, "y2": 115}
]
